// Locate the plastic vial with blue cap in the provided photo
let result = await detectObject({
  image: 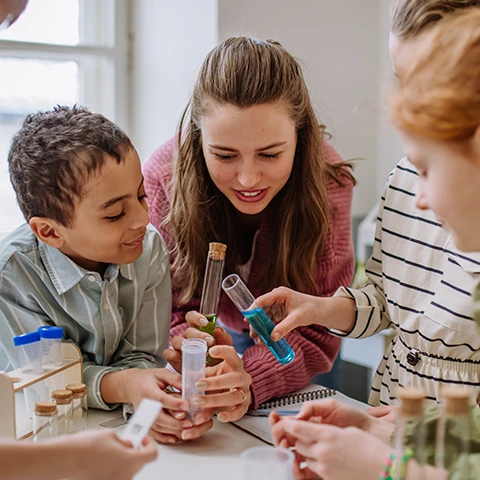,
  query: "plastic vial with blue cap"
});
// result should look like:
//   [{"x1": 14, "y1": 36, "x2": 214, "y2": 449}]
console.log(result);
[
  {"x1": 38, "y1": 326, "x2": 64, "y2": 366},
  {"x1": 13, "y1": 331, "x2": 43, "y2": 374},
  {"x1": 222, "y1": 274, "x2": 295, "y2": 365}
]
